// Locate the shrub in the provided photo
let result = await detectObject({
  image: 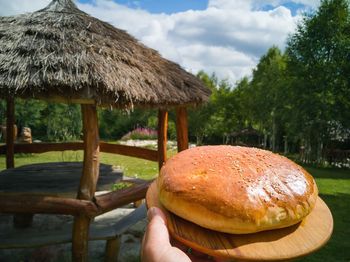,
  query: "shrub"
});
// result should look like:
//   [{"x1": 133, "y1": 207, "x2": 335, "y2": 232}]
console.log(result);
[{"x1": 121, "y1": 127, "x2": 157, "y2": 140}]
